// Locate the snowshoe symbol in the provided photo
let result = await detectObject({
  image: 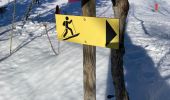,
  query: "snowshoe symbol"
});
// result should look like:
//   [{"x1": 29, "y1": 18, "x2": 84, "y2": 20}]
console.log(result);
[{"x1": 62, "y1": 16, "x2": 79, "y2": 40}]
